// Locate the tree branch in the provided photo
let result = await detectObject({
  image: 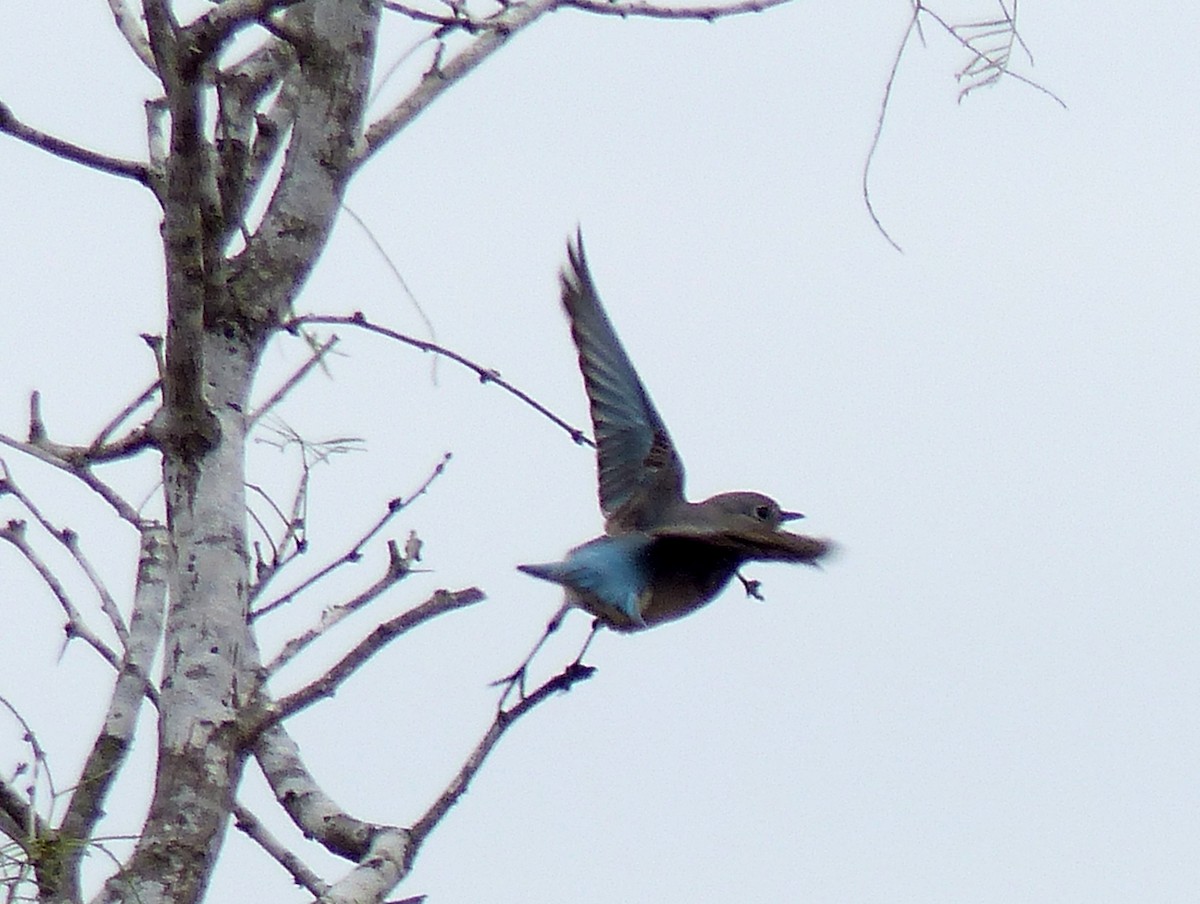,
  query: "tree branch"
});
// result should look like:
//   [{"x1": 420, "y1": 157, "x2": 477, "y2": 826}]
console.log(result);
[
  {"x1": 251, "y1": 452, "x2": 452, "y2": 613},
  {"x1": 0, "y1": 461, "x2": 129, "y2": 651},
  {"x1": 360, "y1": 0, "x2": 559, "y2": 165},
  {"x1": 106, "y1": 0, "x2": 157, "y2": 71},
  {"x1": 224, "y1": 3, "x2": 381, "y2": 328},
  {"x1": 0, "y1": 434, "x2": 144, "y2": 527},
  {"x1": 0, "y1": 101, "x2": 153, "y2": 187},
  {"x1": 408, "y1": 661, "x2": 595, "y2": 855},
  {"x1": 0, "y1": 696, "x2": 54, "y2": 851},
  {"x1": 317, "y1": 827, "x2": 412, "y2": 904},
  {"x1": 381, "y1": 1, "x2": 487, "y2": 32},
  {"x1": 285, "y1": 314, "x2": 594, "y2": 448},
  {"x1": 262, "y1": 587, "x2": 485, "y2": 727},
  {"x1": 23, "y1": 390, "x2": 157, "y2": 466},
  {"x1": 266, "y1": 532, "x2": 423, "y2": 674},
  {"x1": 90, "y1": 380, "x2": 161, "y2": 454},
  {"x1": 143, "y1": 0, "x2": 229, "y2": 462},
  {"x1": 0, "y1": 392, "x2": 149, "y2": 525},
  {"x1": 56, "y1": 525, "x2": 168, "y2": 898},
  {"x1": 190, "y1": 0, "x2": 308, "y2": 58},
  {"x1": 252, "y1": 724, "x2": 425, "y2": 902},
  {"x1": 232, "y1": 801, "x2": 329, "y2": 897},
  {"x1": 560, "y1": 0, "x2": 793, "y2": 21},
  {"x1": 253, "y1": 724, "x2": 393, "y2": 860},
  {"x1": 248, "y1": 334, "x2": 341, "y2": 425},
  {"x1": 0, "y1": 519, "x2": 121, "y2": 673}
]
